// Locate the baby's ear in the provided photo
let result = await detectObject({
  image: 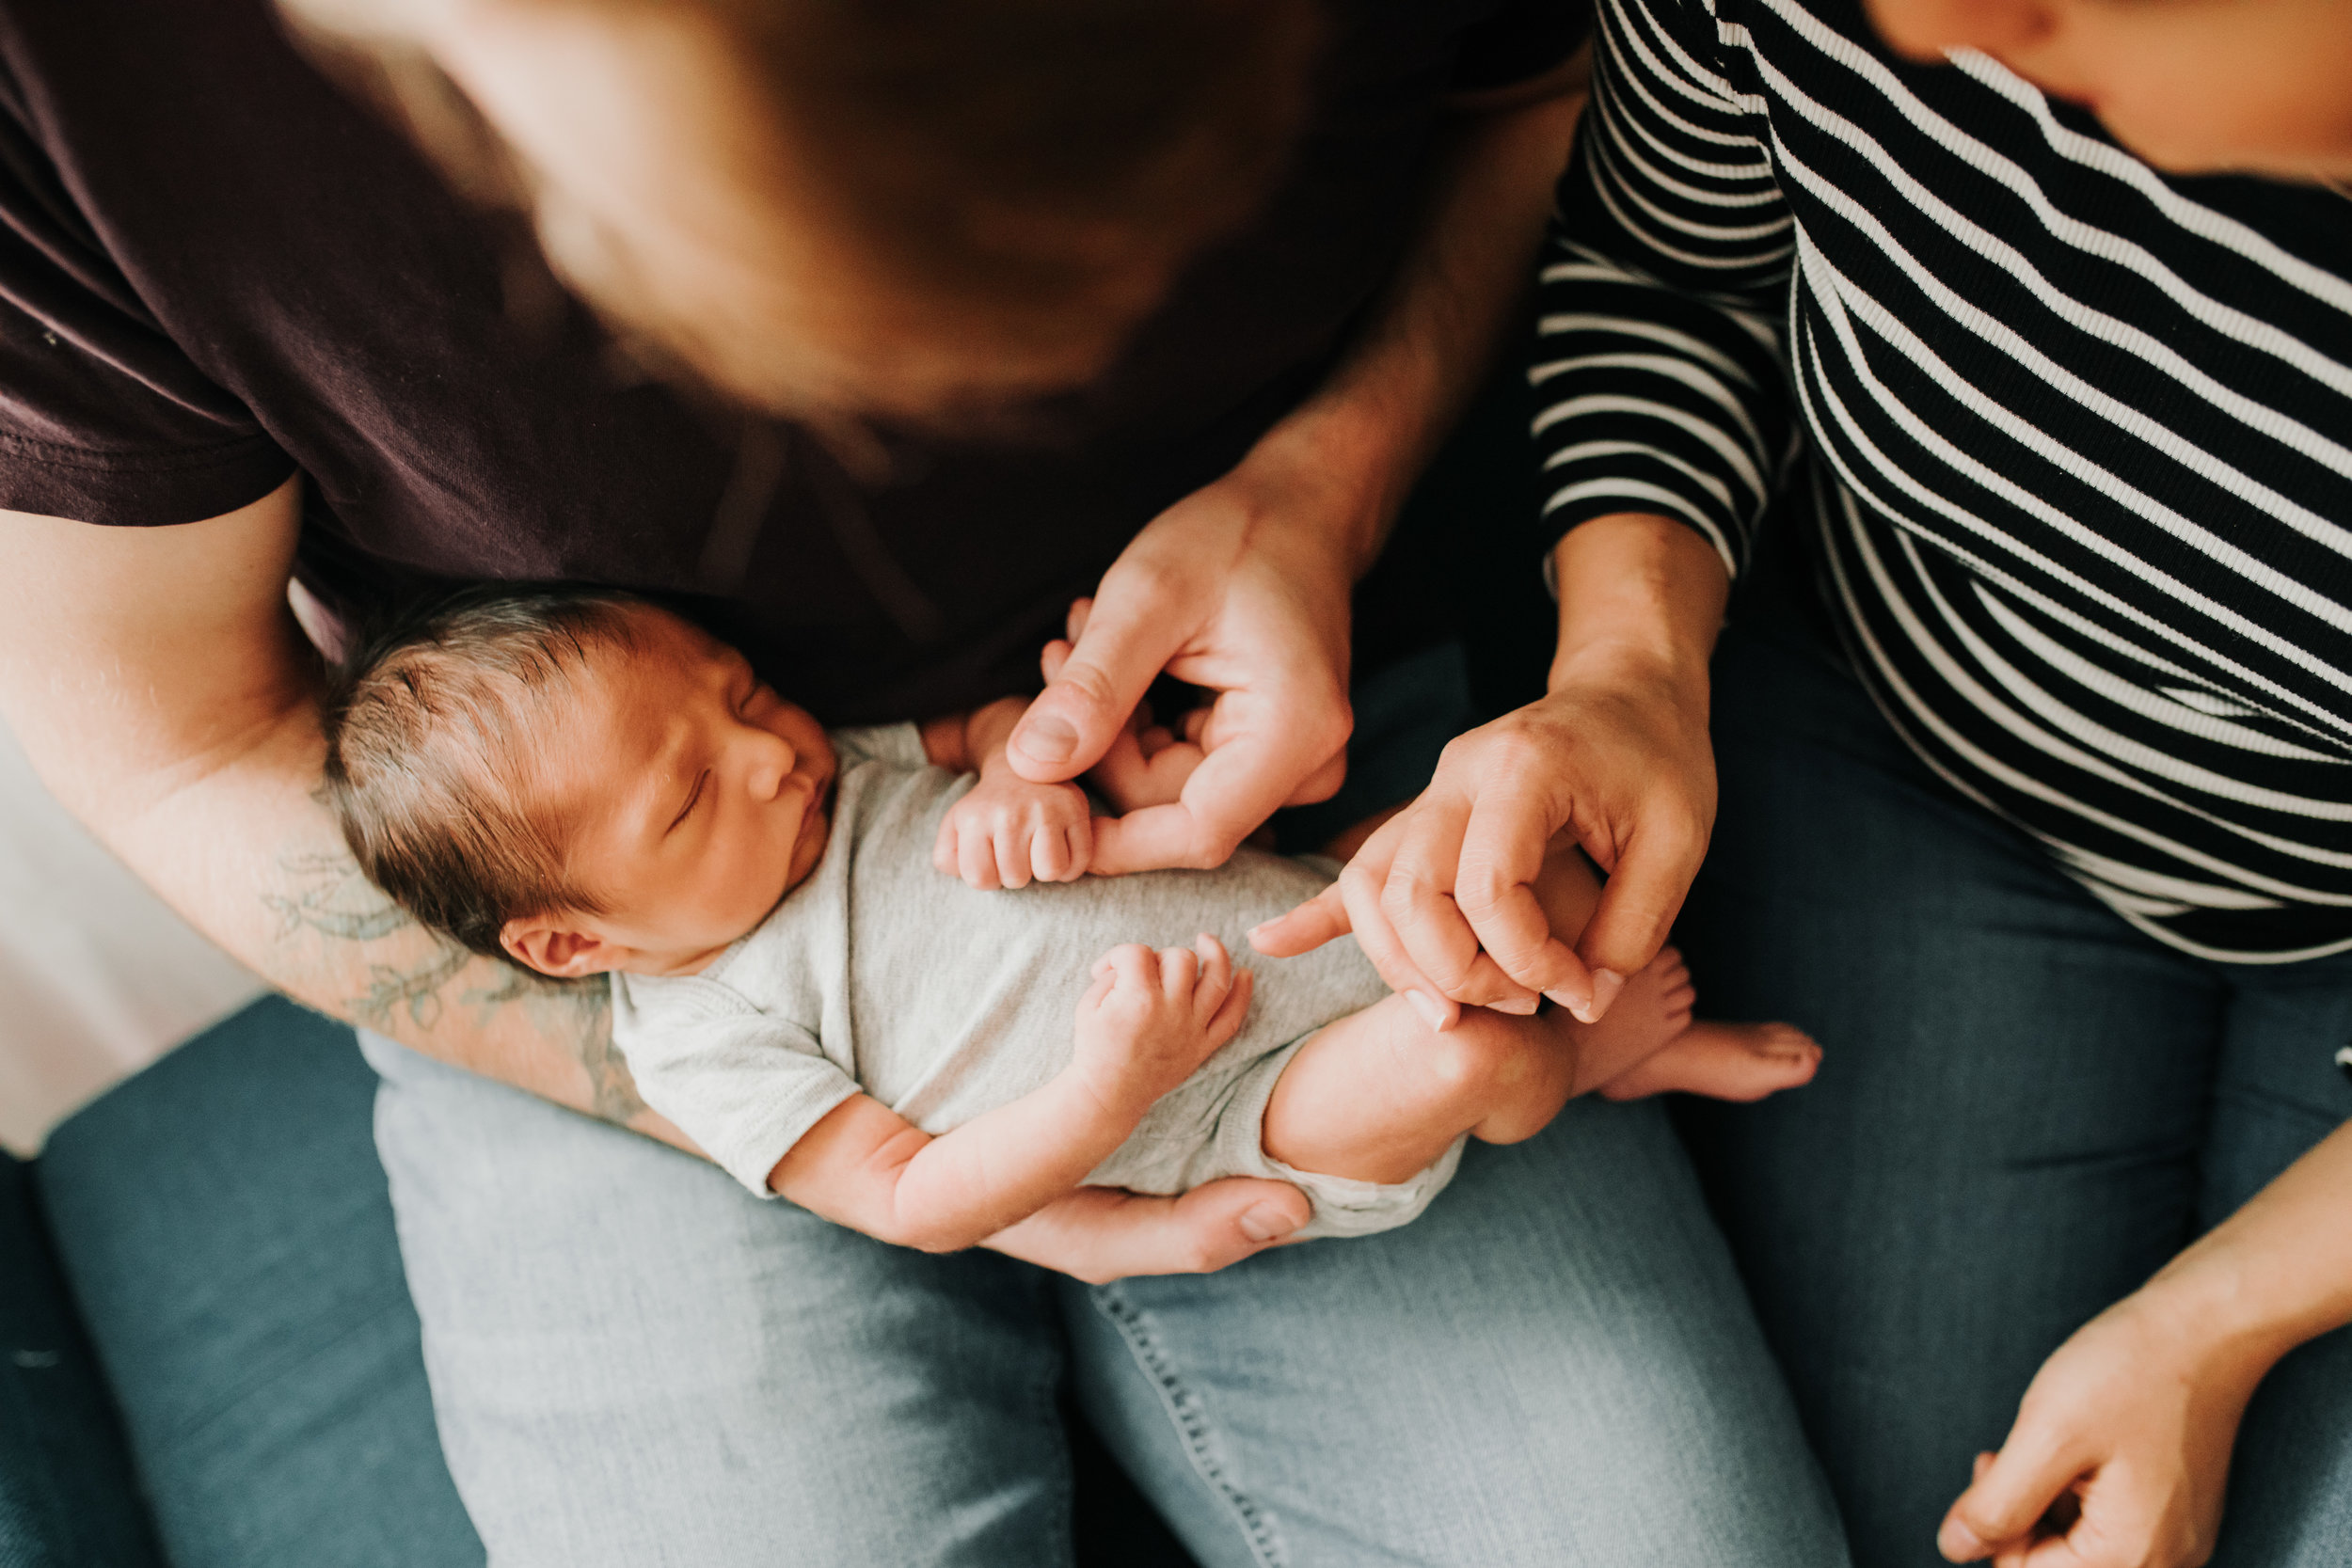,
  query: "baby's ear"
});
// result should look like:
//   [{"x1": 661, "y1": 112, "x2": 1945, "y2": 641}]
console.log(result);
[{"x1": 501, "y1": 917, "x2": 621, "y2": 978}]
